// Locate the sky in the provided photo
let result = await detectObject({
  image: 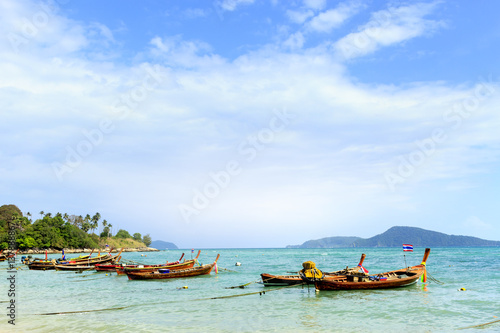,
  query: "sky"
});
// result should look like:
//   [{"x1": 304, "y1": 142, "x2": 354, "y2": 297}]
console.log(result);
[{"x1": 1, "y1": 0, "x2": 499, "y2": 248}]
